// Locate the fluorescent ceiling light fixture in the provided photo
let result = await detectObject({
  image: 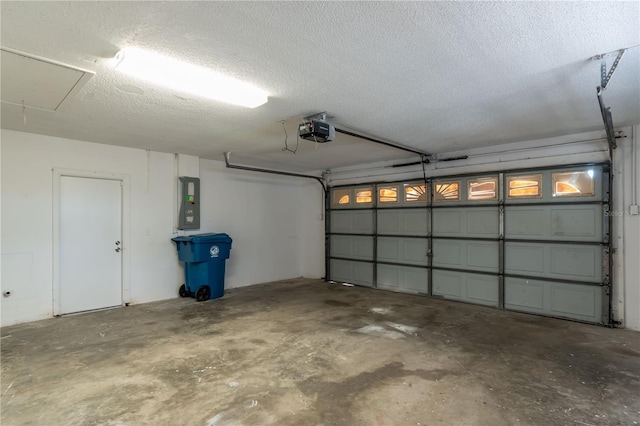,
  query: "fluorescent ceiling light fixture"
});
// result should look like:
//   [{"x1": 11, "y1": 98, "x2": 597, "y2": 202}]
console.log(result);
[{"x1": 113, "y1": 47, "x2": 268, "y2": 108}]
